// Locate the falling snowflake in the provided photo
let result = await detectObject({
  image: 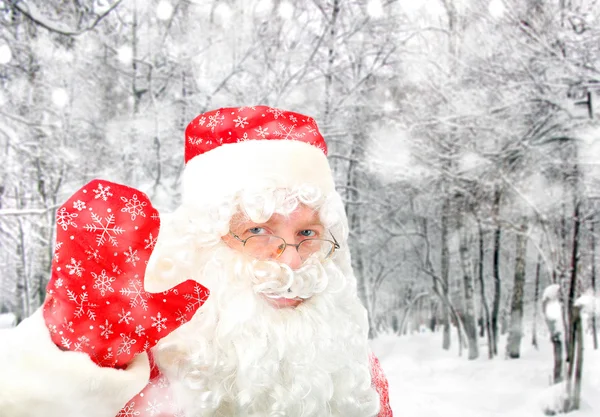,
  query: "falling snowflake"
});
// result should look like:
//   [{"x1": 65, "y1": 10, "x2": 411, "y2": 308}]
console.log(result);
[
  {"x1": 254, "y1": 126, "x2": 269, "y2": 138},
  {"x1": 120, "y1": 279, "x2": 149, "y2": 311},
  {"x1": 124, "y1": 246, "x2": 140, "y2": 267},
  {"x1": 233, "y1": 116, "x2": 249, "y2": 128},
  {"x1": 267, "y1": 108, "x2": 286, "y2": 119},
  {"x1": 307, "y1": 126, "x2": 318, "y2": 136},
  {"x1": 151, "y1": 312, "x2": 167, "y2": 332},
  {"x1": 206, "y1": 110, "x2": 224, "y2": 132},
  {"x1": 54, "y1": 278, "x2": 64, "y2": 289},
  {"x1": 66, "y1": 258, "x2": 84, "y2": 277},
  {"x1": 73, "y1": 200, "x2": 86, "y2": 211},
  {"x1": 67, "y1": 290, "x2": 97, "y2": 321},
  {"x1": 83, "y1": 212, "x2": 125, "y2": 247},
  {"x1": 74, "y1": 335, "x2": 91, "y2": 352},
  {"x1": 118, "y1": 308, "x2": 134, "y2": 325},
  {"x1": 289, "y1": 114, "x2": 297, "y2": 123},
  {"x1": 274, "y1": 122, "x2": 305, "y2": 140},
  {"x1": 146, "y1": 400, "x2": 163, "y2": 416},
  {"x1": 99, "y1": 319, "x2": 114, "y2": 339},
  {"x1": 144, "y1": 233, "x2": 157, "y2": 250},
  {"x1": 134, "y1": 324, "x2": 146, "y2": 337},
  {"x1": 117, "y1": 333, "x2": 137, "y2": 356},
  {"x1": 117, "y1": 403, "x2": 140, "y2": 417},
  {"x1": 197, "y1": 116, "x2": 206, "y2": 126},
  {"x1": 92, "y1": 269, "x2": 116, "y2": 296},
  {"x1": 184, "y1": 285, "x2": 209, "y2": 312},
  {"x1": 93, "y1": 183, "x2": 113, "y2": 201},
  {"x1": 120, "y1": 194, "x2": 147, "y2": 221},
  {"x1": 56, "y1": 207, "x2": 78, "y2": 231}
]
